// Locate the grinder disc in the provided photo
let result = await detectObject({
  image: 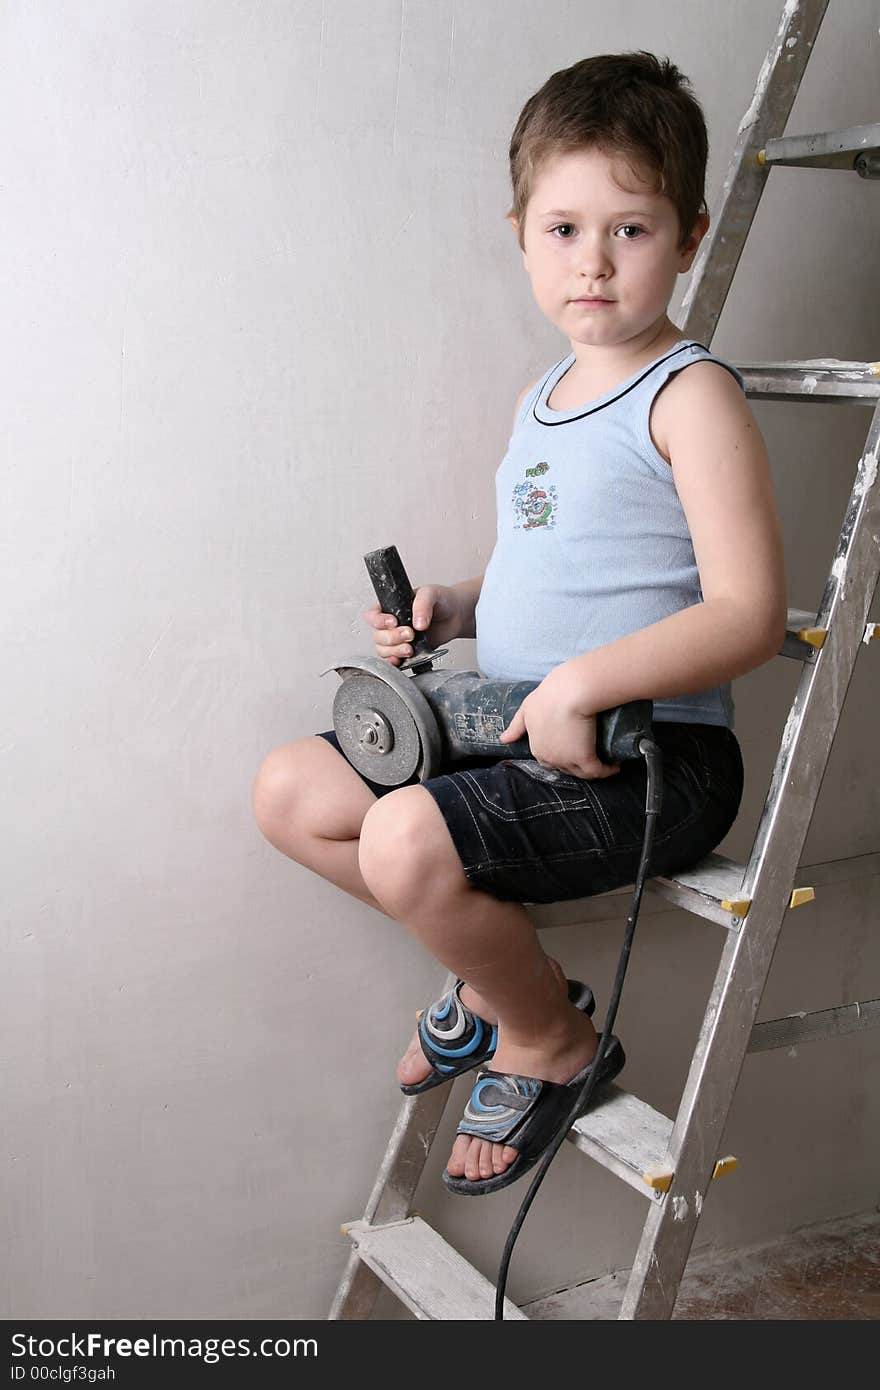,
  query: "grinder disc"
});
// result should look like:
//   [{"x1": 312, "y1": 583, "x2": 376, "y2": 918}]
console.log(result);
[{"x1": 329, "y1": 661, "x2": 441, "y2": 785}]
